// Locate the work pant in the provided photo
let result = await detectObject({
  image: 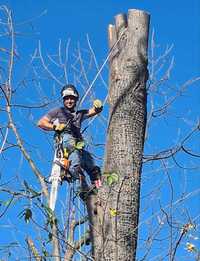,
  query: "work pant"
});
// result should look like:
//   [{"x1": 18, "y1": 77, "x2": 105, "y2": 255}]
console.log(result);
[{"x1": 62, "y1": 133, "x2": 96, "y2": 181}]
